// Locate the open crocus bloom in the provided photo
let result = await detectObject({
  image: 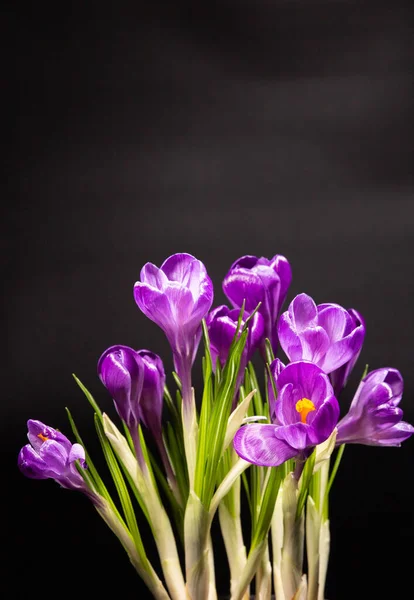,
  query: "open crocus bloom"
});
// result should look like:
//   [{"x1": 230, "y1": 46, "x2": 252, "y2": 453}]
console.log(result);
[
  {"x1": 337, "y1": 368, "x2": 414, "y2": 446},
  {"x1": 134, "y1": 253, "x2": 213, "y2": 366},
  {"x1": 18, "y1": 420, "x2": 87, "y2": 490},
  {"x1": 233, "y1": 361, "x2": 339, "y2": 467},
  {"x1": 222, "y1": 254, "x2": 292, "y2": 354},
  {"x1": 278, "y1": 293, "x2": 365, "y2": 374}
]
